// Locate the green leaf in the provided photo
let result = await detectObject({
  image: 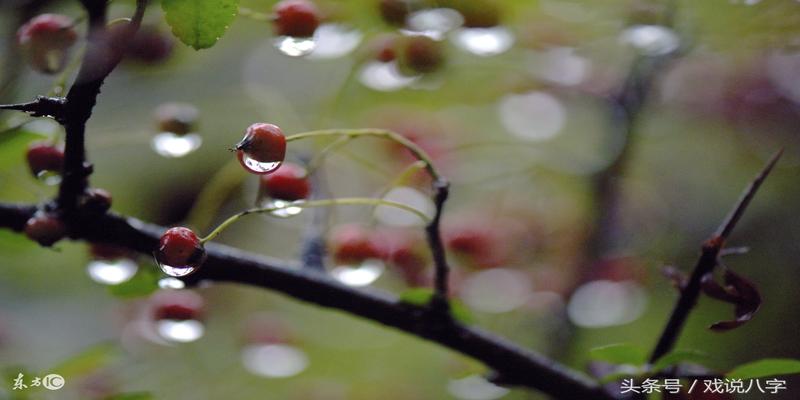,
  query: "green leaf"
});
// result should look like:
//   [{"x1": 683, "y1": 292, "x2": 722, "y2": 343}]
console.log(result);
[
  {"x1": 651, "y1": 349, "x2": 707, "y2": 373},
  {"x1": 399, "y1": 288, "x2": 435, "y2": 305},
  {"x1": 727, "y1": 358, "x2": 800, "y2": 380},
  {"x1": 398, "y1": 288, "x2": 474, "y2": 324},
  {"x1": 589, "y1": 343, "x2": 647, "y2": 366},
  {"x1": 107, "y1": 266, "x2": 160, "y2": 298},
  {"x1": 161, "y1": 0, "x2": 239, "y2": 50}
]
